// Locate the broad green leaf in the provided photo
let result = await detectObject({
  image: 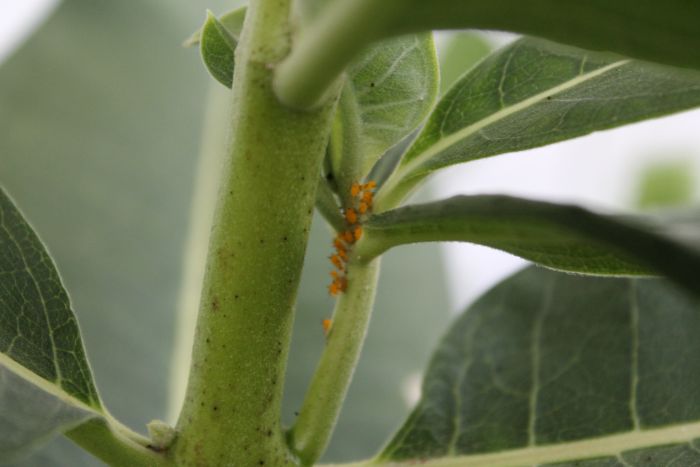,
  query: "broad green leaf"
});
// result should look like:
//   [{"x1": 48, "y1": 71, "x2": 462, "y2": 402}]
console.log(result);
[
  {"x1": 379, "y1": 267, "x2": 700, "y2": 466},
  {"x1": 359, "y1": 195, "x2": 700, "y2": 299},
  {"x1": 377, "y1": 37, "x2": 700, "y2": 207},
  {"x1": 0, "y1": 188, "x2": 102, "y2": 459},
  {"x1": 343, "y1": 33, "x2": 439, "y2": 174},
  {"x1": 185, "y1": 7, "x2": 246, "y2": 88}
]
